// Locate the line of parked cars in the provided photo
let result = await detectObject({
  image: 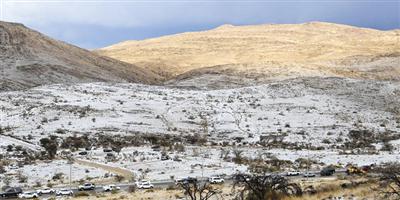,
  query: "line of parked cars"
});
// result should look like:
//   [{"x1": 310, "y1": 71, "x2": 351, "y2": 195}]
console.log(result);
[
  {"x1": 174, "y1": 176, "x2": 225, "y2": 185},
  {"x1": 1, "y1": 175, "x2": 227, "y2": 199},
  {"x1": 0, "y1": 183, "x2": 94, "y2": 199},
  {"x1": 286, "y1": 167, "x2": 336, "y2": 178},
  {"x1": 0, "y1": 186, "x2": 75, "y2": 199}
]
